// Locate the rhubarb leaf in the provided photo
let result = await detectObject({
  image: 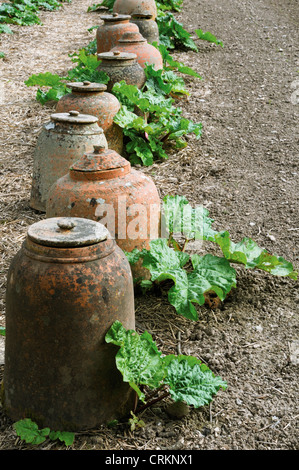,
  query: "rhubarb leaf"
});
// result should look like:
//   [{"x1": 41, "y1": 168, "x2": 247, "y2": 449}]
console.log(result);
[
  {"x1": 142, "y1": 238, "x2": 190, "y2": 282},
  {"x1": 105, "y1": 321, "x2": 165, "y2": 401},
  {"x1": 214, "y1": 231, "x2": 298, "y2": 279},
  {"x1": 163, "y1": 355, "x2": 227, "y2": 407},
  {"x1": 162, "y1": 195, "x2": 217, "y2": 241},
  {"x1": 167, "y1": 254, "x2": 236, "y2": 320},
  {"x1": 13, "y1": 419, "x2": 50, "y2": 445},
  {"x1": 195, "y1": 29, "x2": 223, "y2": 47}
]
